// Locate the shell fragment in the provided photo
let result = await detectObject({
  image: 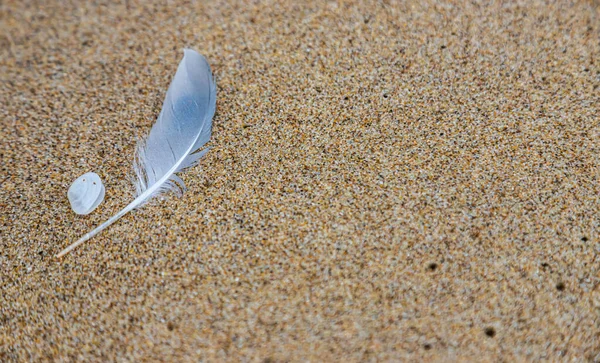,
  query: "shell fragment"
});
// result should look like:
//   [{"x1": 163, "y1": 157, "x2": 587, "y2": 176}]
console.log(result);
[{"x1": 68, "y1": 172, "x2": 105, "y2": 215}]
